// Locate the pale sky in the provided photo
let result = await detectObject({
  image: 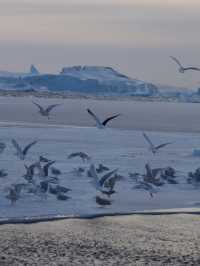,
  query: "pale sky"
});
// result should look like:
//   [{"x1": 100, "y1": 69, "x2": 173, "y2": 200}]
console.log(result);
[{"x1": 0, "y1": 0, "x2": 200, "y2": 87}]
